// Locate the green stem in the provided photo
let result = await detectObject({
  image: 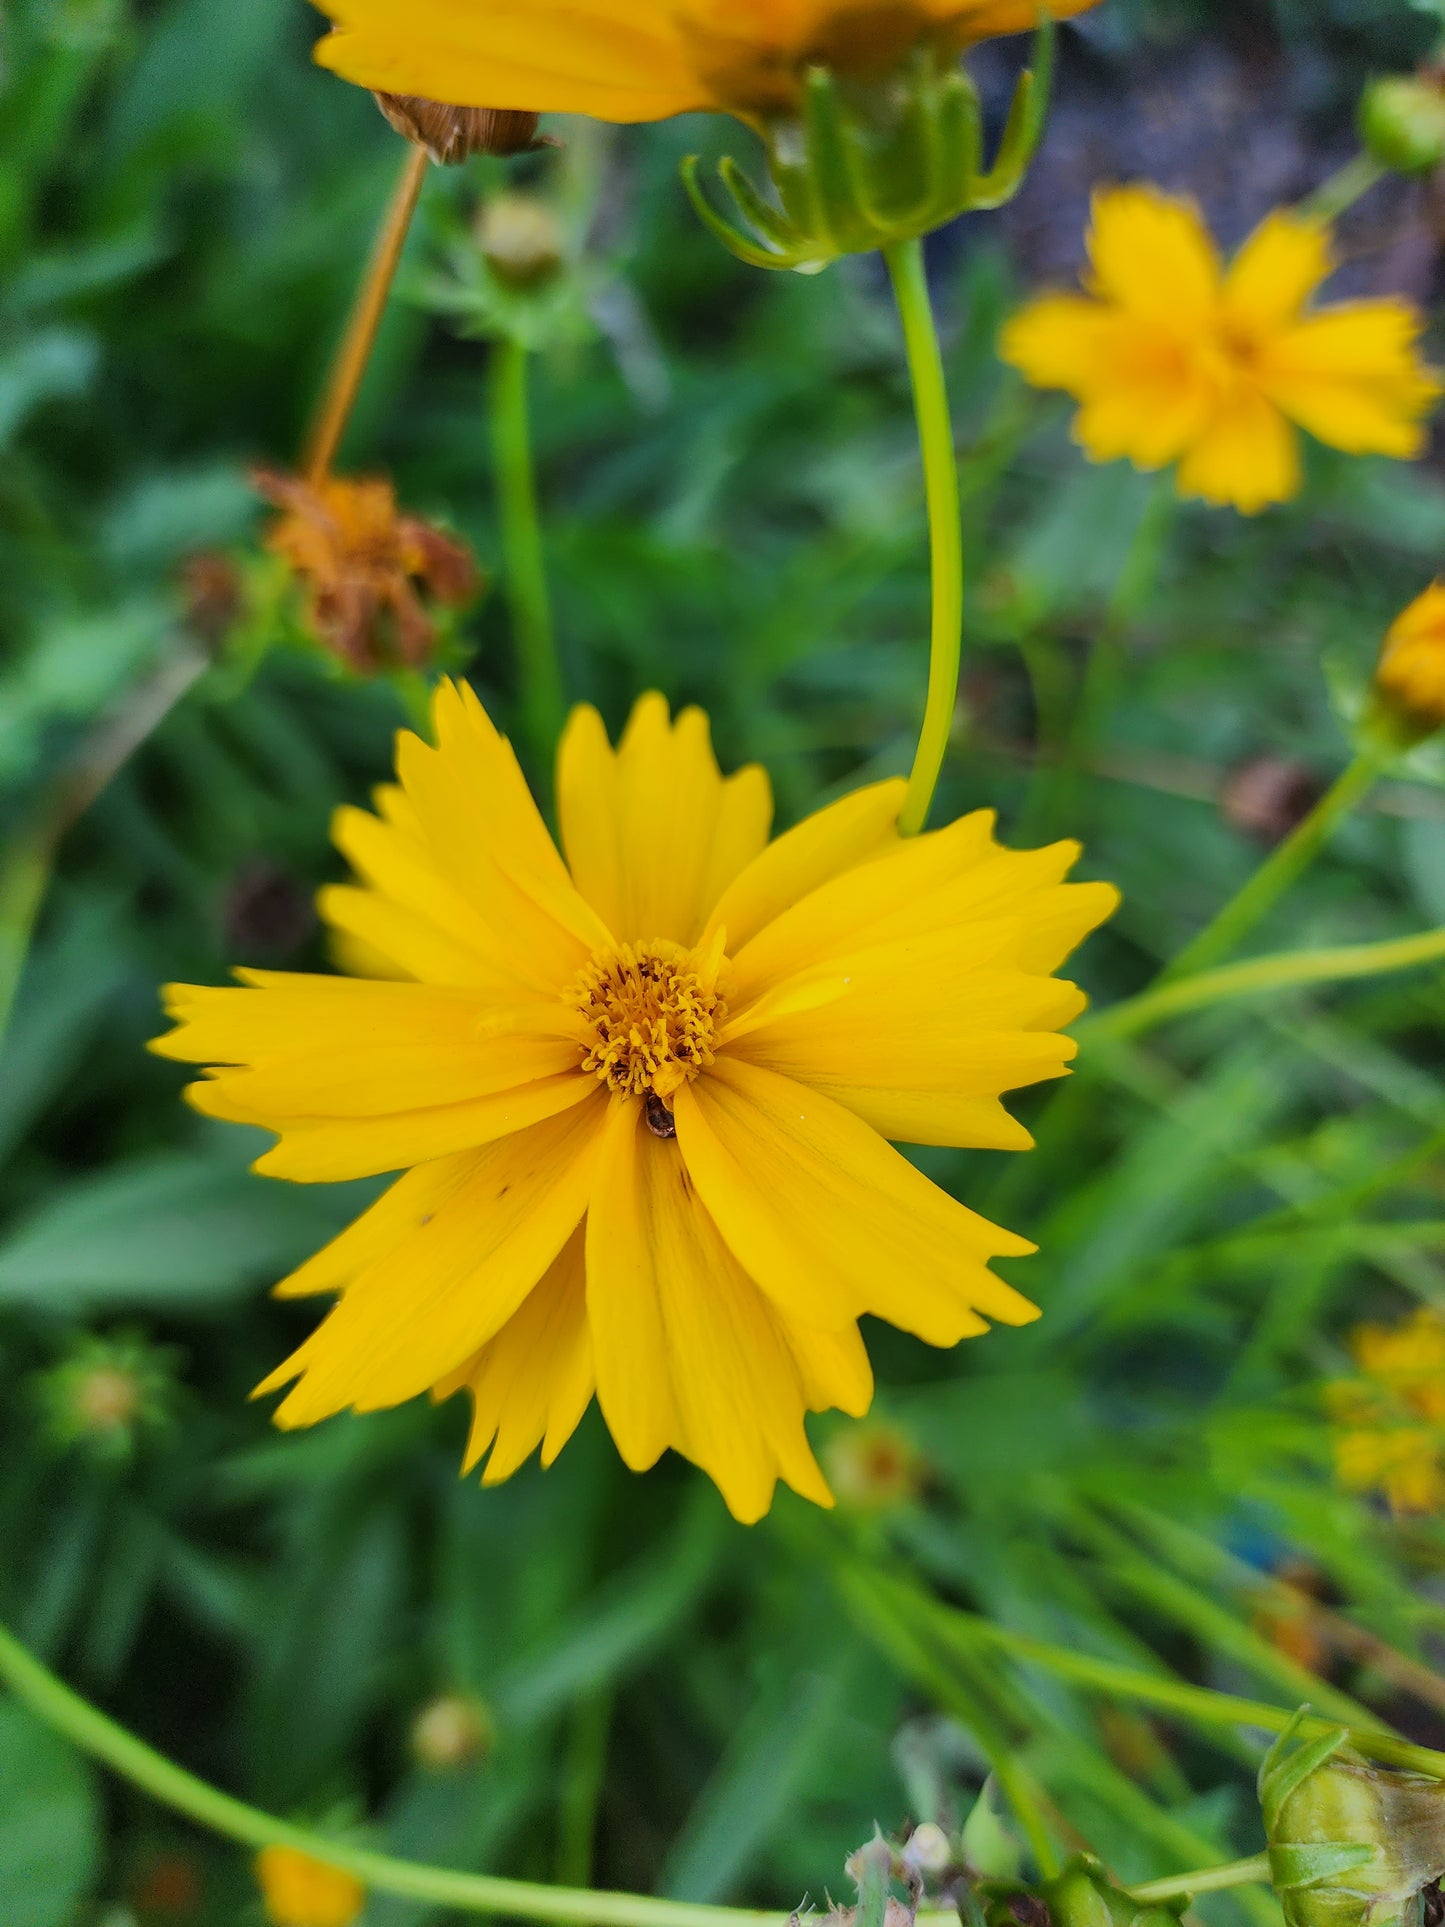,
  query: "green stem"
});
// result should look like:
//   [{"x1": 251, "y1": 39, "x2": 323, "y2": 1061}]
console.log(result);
[
  {"x1": 895, "y1": 1588, "x2": 1445, "y2": 1779},
  {"x1": 1299, "y1": 153, "x2": 1387, "y2": 226},
  {"x1": 1085, "y1": 920, "x2": 1445, "y2": 1044},
  {"x1": 490, "y1": 334, "x2": 565, "y2": 762},
  {"x1": 886, "y1": 236, "x2": 965, "y2": 839},
  {"x1": 1161, "y1": 748, "x2": 1383, "y2": 983},
  {"x1": 1127, "y1": 1856, "x2": 1273, "y2": 1905},
  {"x1": 0, "y1": 1621, "x2": 774, "y2": 1927}
]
